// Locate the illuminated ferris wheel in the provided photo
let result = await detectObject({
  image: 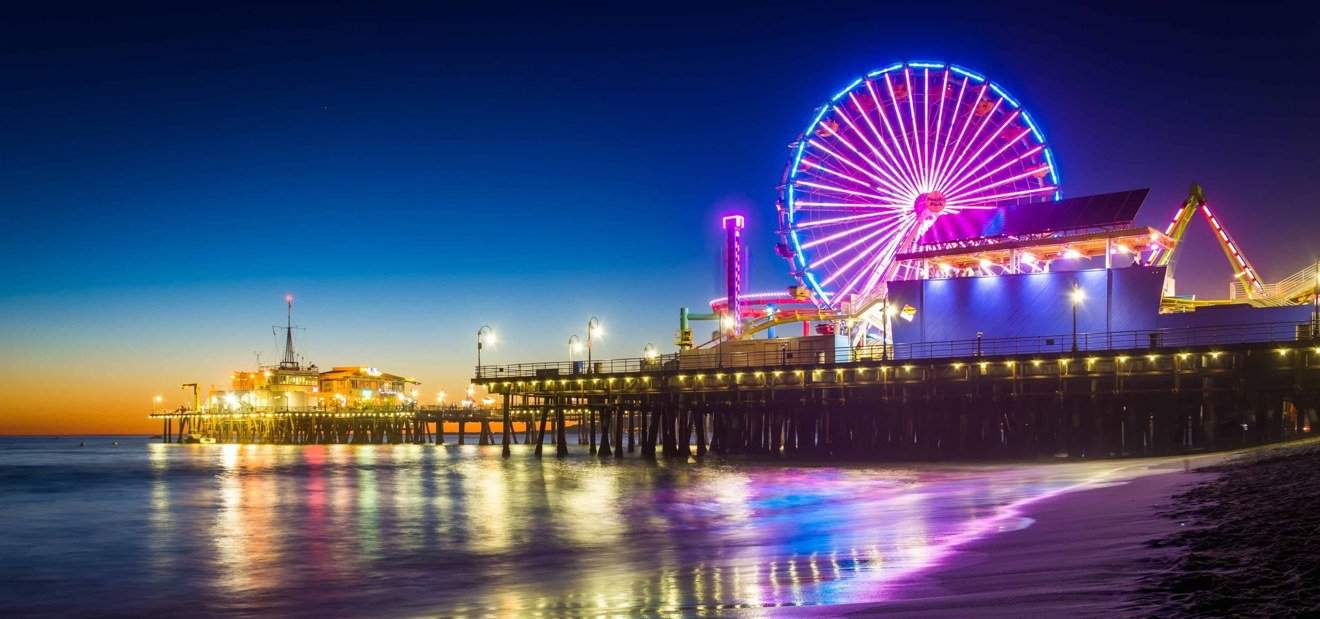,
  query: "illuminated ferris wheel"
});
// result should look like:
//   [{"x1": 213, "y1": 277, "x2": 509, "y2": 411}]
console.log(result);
[{"x1": 778, "y1": 61, "x2": 1061, "y2": 315}]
